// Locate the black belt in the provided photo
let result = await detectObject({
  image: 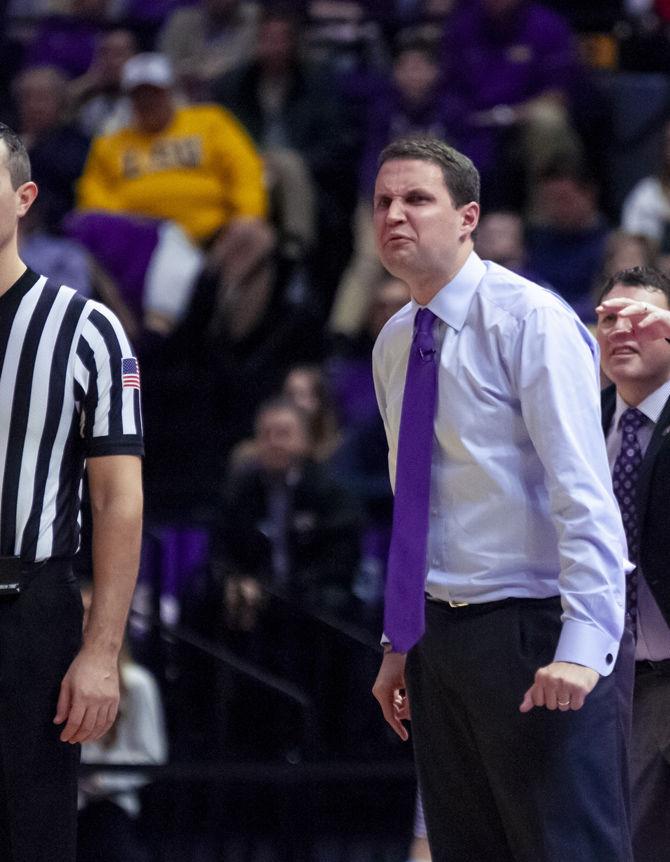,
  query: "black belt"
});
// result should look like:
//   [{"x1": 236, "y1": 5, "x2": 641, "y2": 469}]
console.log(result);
[
  {"x1": 425, "y1": 594, "x2": 560, "y2": 617},
  {"x1": 635, "y1": 658, "x2": 670, "y2": 676},
  {"x1": 0, "y1": 556, "x2": 74, "y2": 595}
]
